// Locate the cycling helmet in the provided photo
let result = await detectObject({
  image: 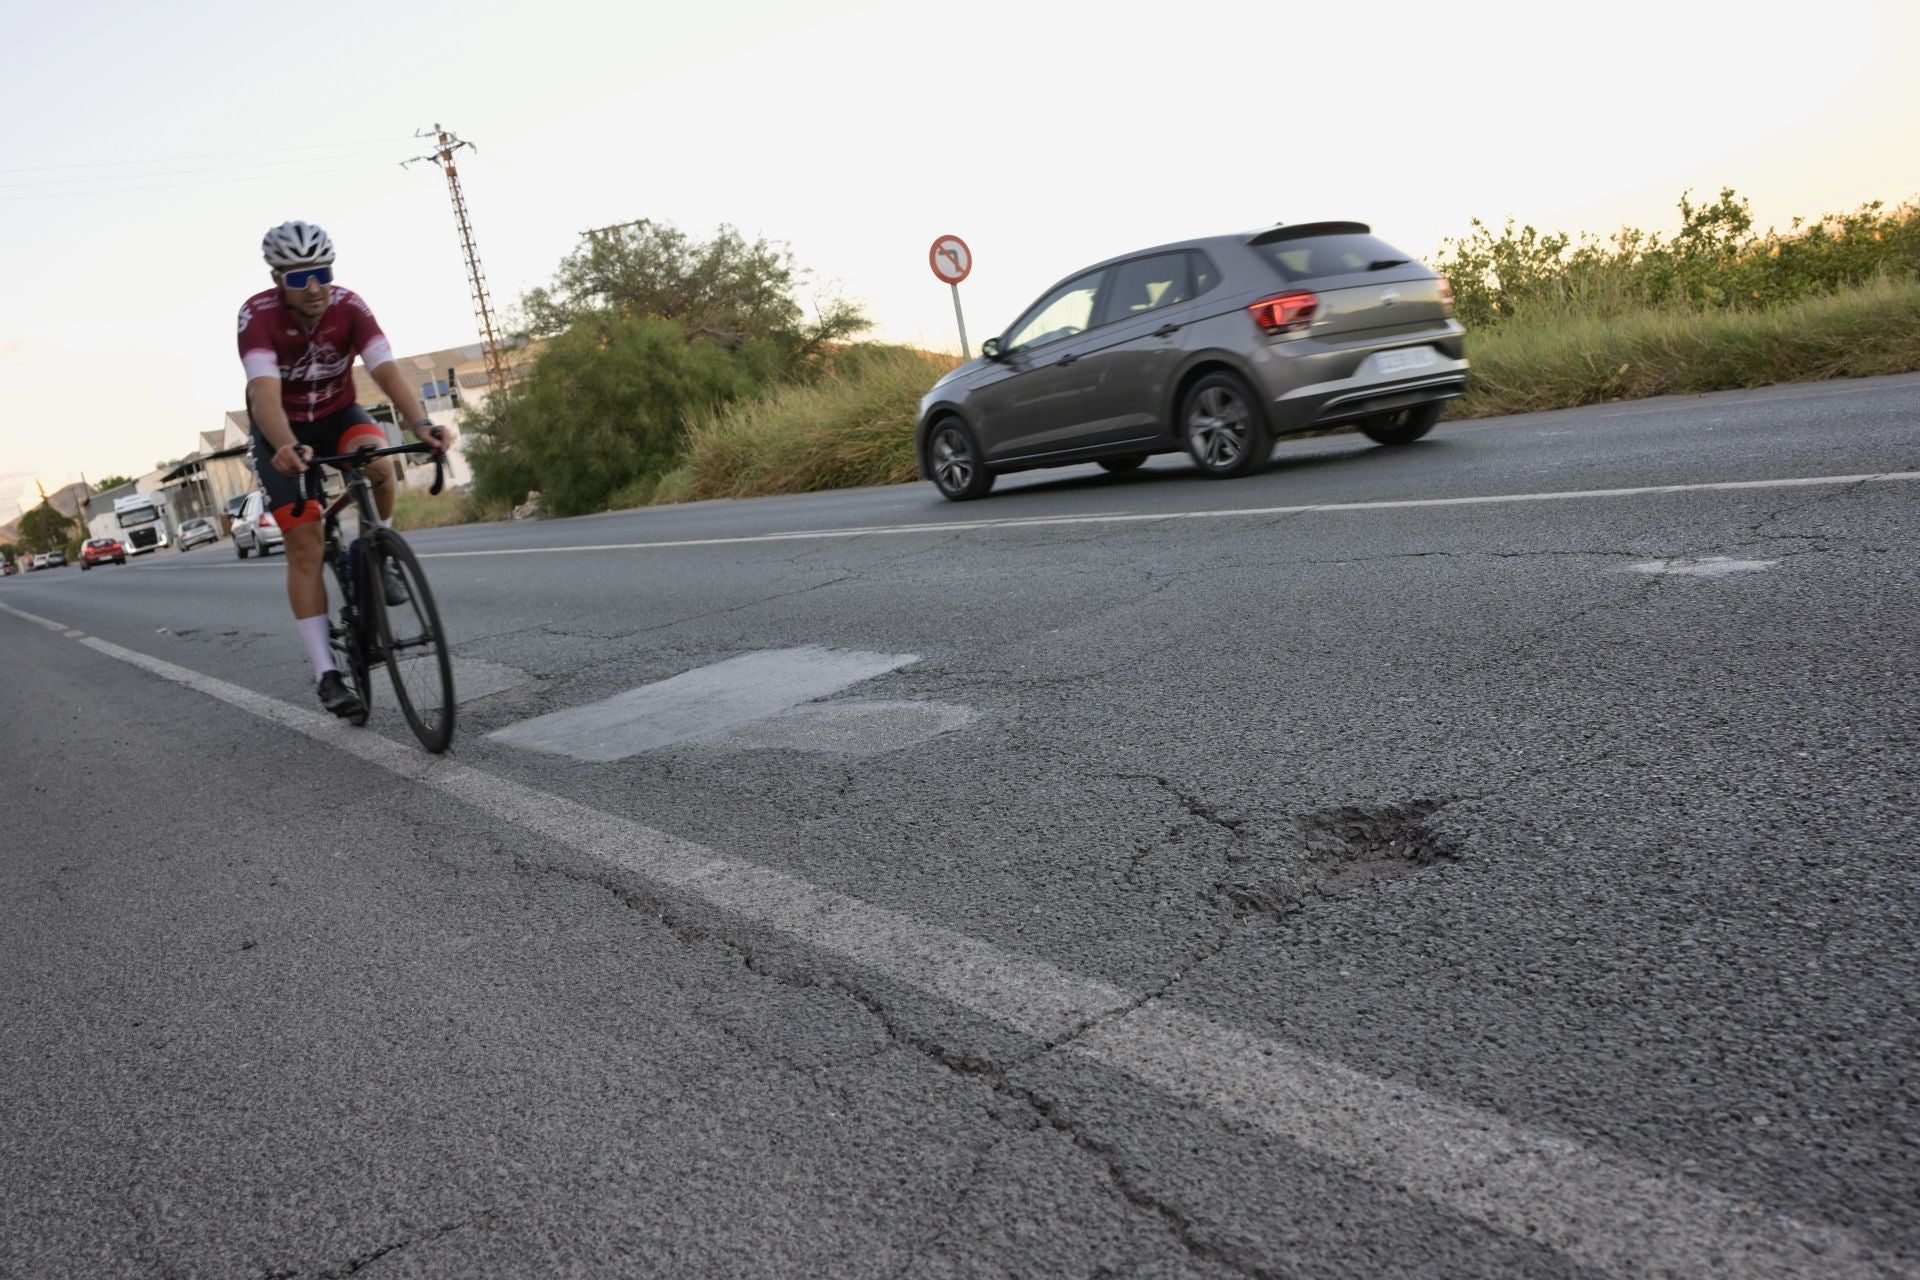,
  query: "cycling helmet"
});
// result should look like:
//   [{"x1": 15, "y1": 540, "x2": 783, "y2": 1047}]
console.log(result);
[{"x1": 261, "y1": 221, "x2": 335, "y2": 269}]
